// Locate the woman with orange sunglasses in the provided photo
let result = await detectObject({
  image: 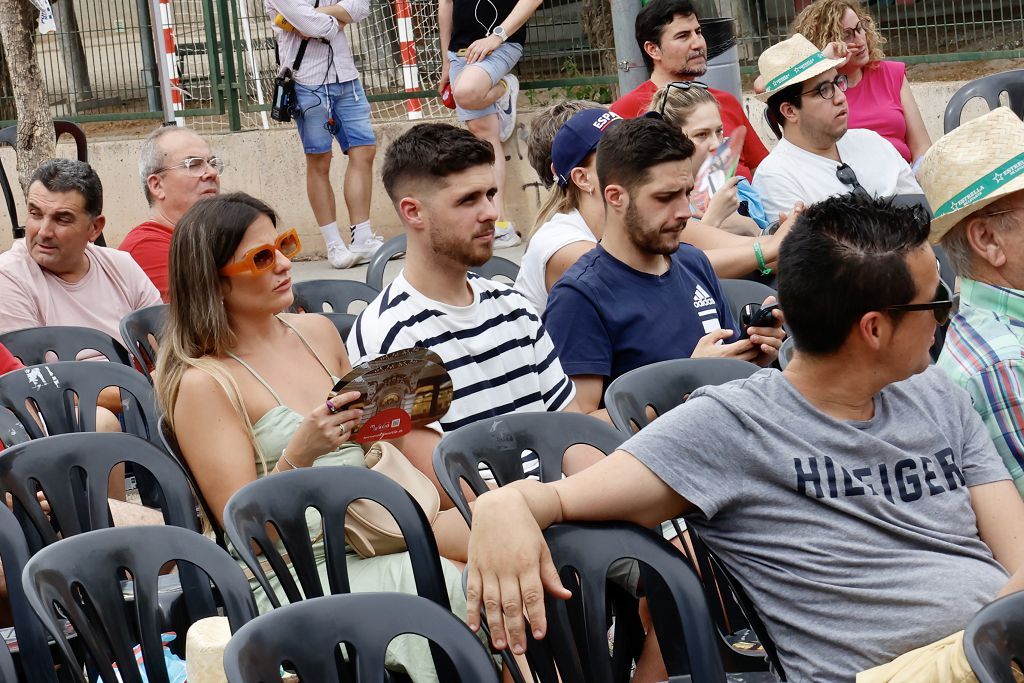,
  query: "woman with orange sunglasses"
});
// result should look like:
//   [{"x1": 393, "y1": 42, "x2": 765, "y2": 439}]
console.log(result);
[{"x1": 155, "y1": 192, "x2": 480, "y2": 681}]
